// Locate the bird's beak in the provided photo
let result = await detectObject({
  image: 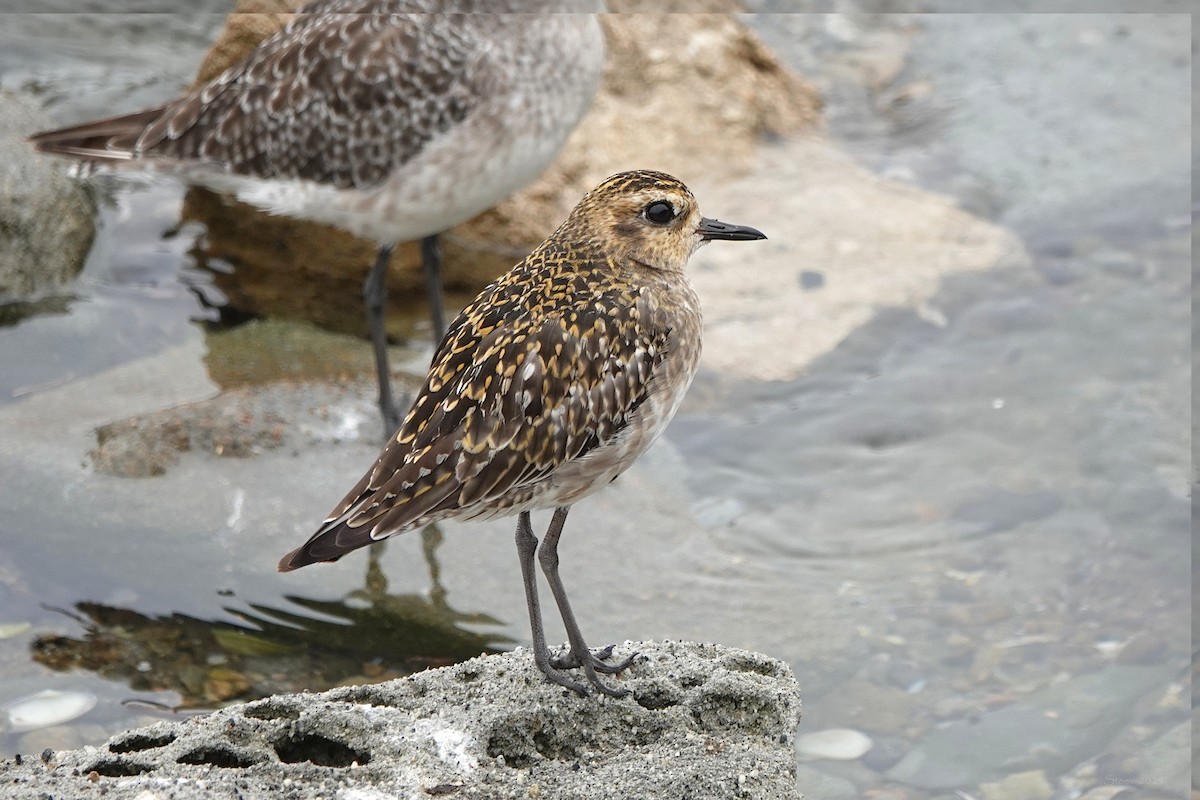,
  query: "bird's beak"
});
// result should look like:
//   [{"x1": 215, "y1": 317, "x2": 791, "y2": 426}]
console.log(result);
[{"x1": 697, "y1": 217, "x2": 767, "y2": 242}]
